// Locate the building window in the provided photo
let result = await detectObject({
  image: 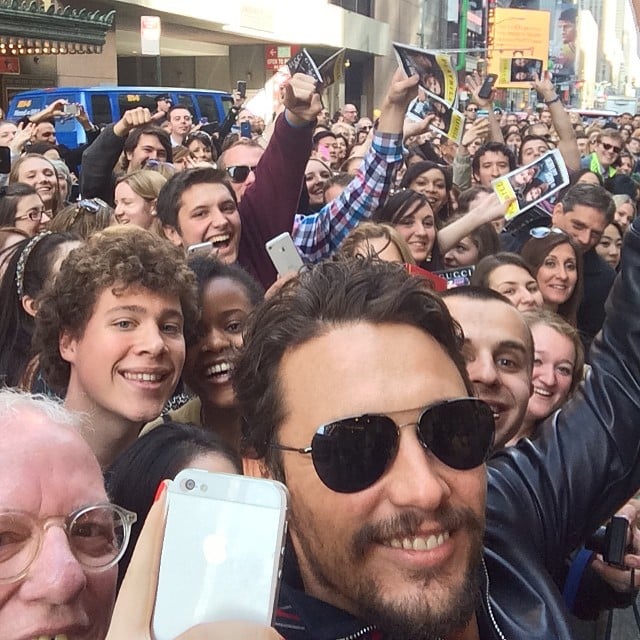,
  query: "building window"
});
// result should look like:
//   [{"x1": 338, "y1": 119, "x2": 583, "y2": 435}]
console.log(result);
[{"x1": 329, "y1": 0, "x2": 373, "y2": 17}]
